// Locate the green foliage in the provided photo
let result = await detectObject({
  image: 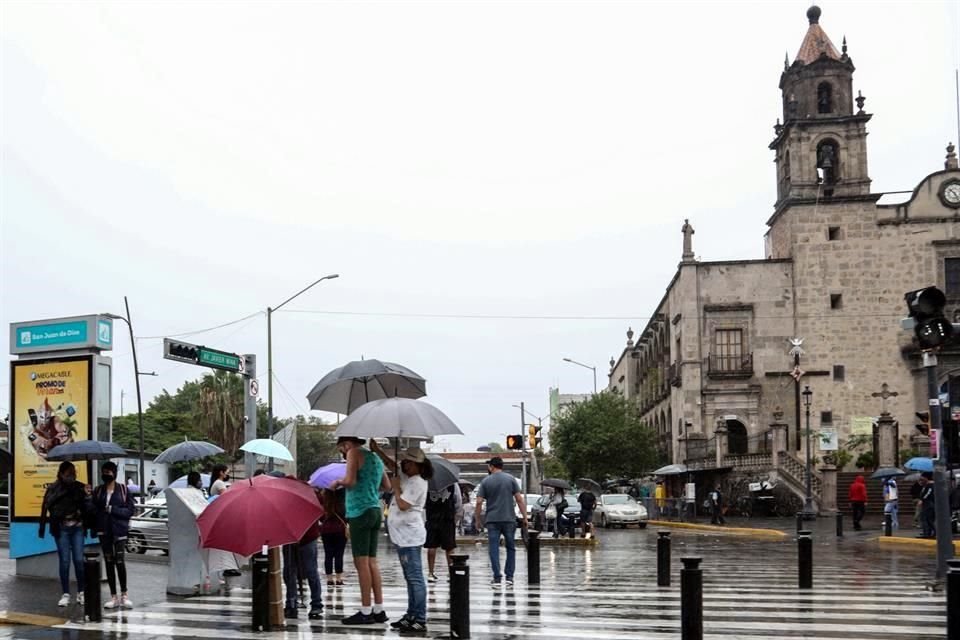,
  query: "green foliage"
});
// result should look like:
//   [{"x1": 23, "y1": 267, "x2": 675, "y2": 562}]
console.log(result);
[
  {"x1": 288, "y1": 415, "x2": 338, "y2": 478},
  {"x1": 856, "y1": 450, "x2": 876, "y2": 470},
  {"x1": 487, "y1": 442, "x2": 505, "y2": 453},
  {"x1": 548, "y1": 391, "x2": 658, "y2": 481},
  {"x1": 899, "y1": 447, "x2": 921, "y2": 463},
  {"x1": 535, "y1": 450, "x2": 568, "y2": 480}
]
